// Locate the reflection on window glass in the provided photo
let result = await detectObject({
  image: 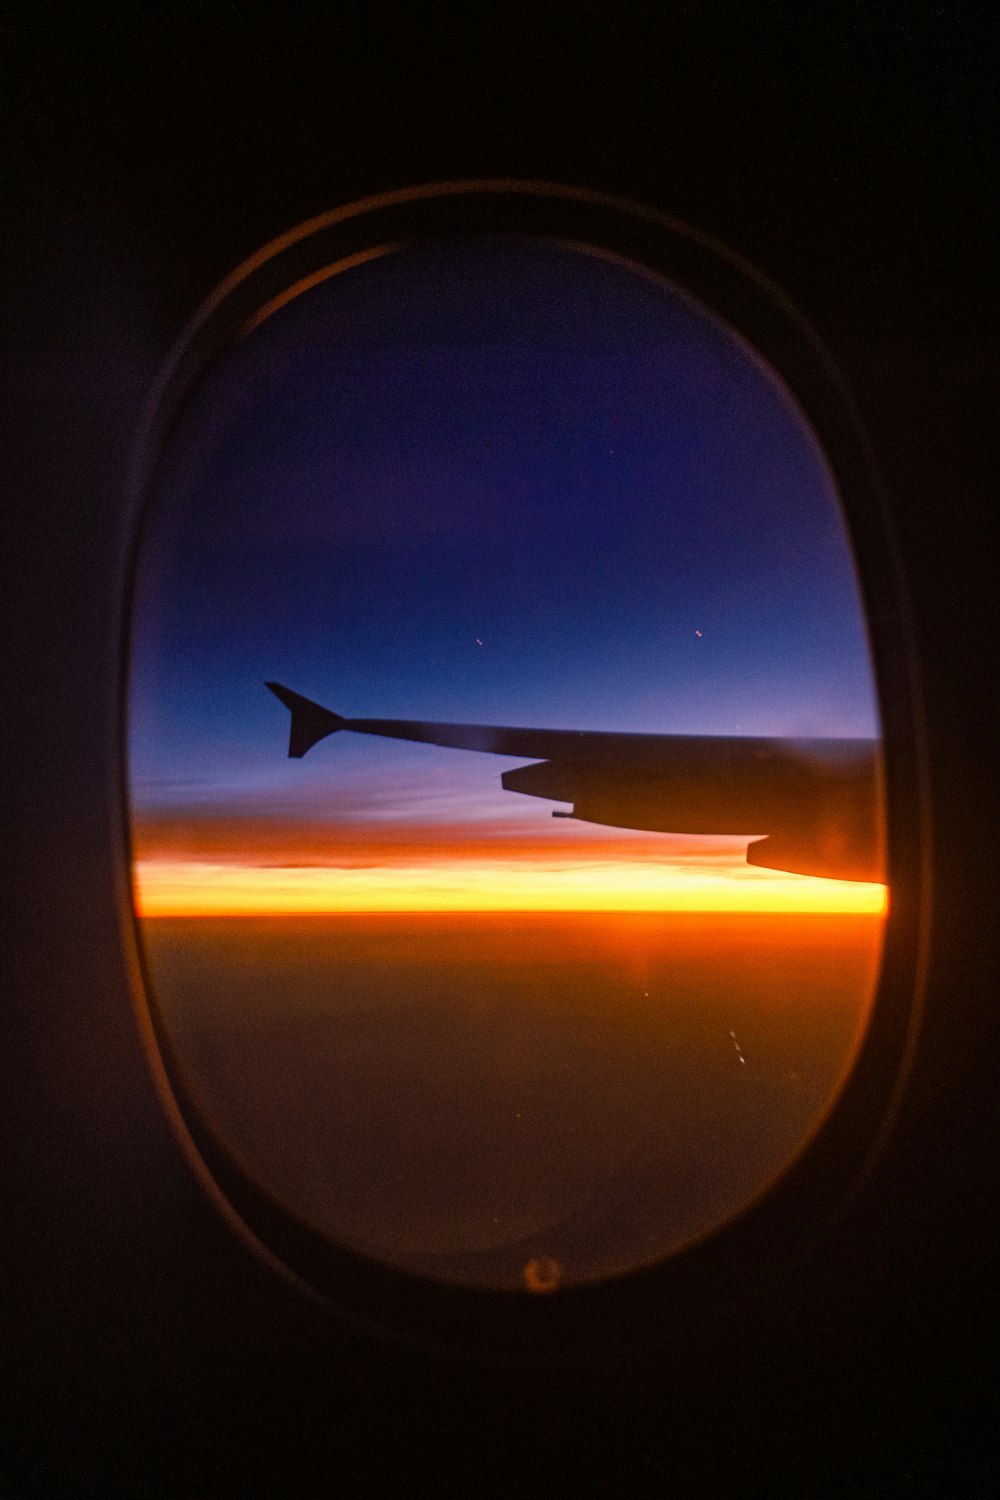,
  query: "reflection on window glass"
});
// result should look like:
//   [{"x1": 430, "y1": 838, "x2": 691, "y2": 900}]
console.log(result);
[{"x1": 129, "y1": 237, "x2": 885, "y2": 1289}]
